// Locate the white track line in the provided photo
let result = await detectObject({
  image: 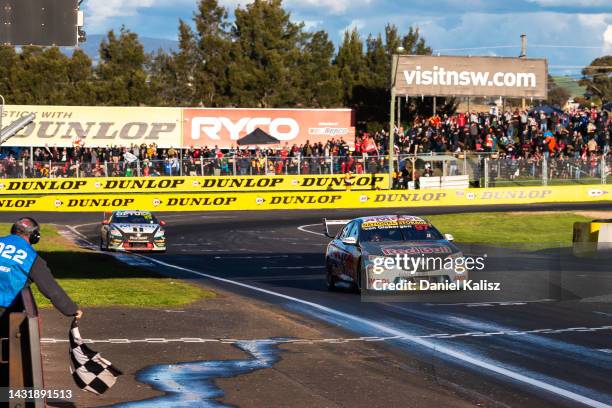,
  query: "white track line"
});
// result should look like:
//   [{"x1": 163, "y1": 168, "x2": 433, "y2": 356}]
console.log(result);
[
  {"x1": 261, "y1": 266, "x2": 324, "y2": 270},
  {"x1": 426, "y1": 299, "x2": 556, "y2": 307},
  {"x1": 71, "y1": 224, "x2": 611, "y2": 408},
  {"x1": 298, "y1": 223, "x2": 326, "y2": 237}
]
